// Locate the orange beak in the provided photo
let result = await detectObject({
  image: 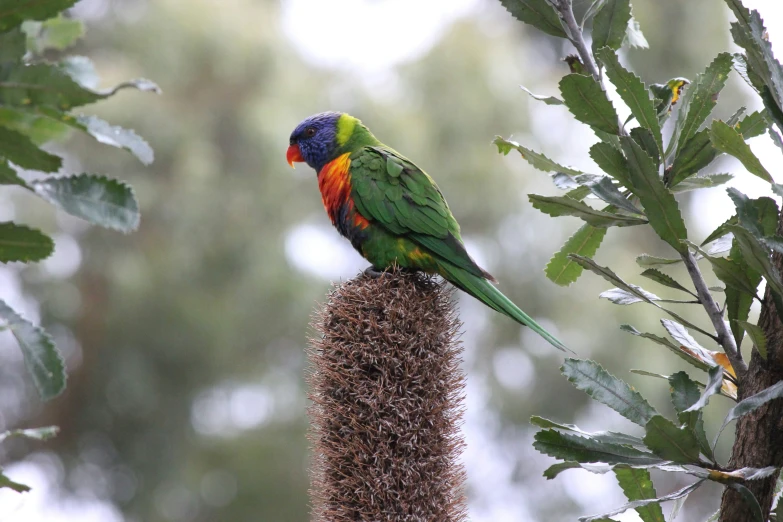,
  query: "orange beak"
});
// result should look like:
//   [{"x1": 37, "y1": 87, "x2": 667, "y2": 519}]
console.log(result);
[{"x1": 286, "y1": 144, "x2": 304, "y2": 168}]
